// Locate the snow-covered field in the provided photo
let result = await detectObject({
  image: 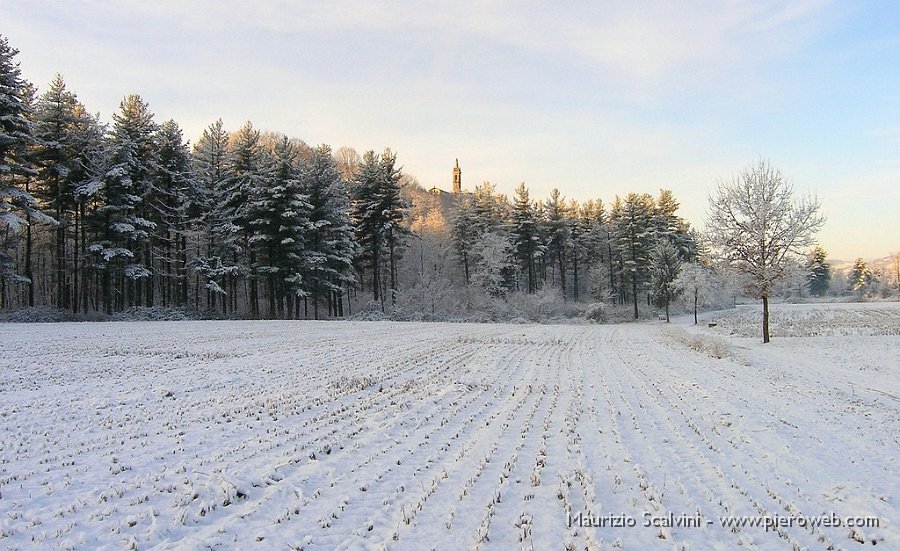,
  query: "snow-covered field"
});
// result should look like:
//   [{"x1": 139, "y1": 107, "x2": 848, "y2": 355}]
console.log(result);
[{"x1": 1, "y1": 304, "x2": 897, "y2": 550}]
